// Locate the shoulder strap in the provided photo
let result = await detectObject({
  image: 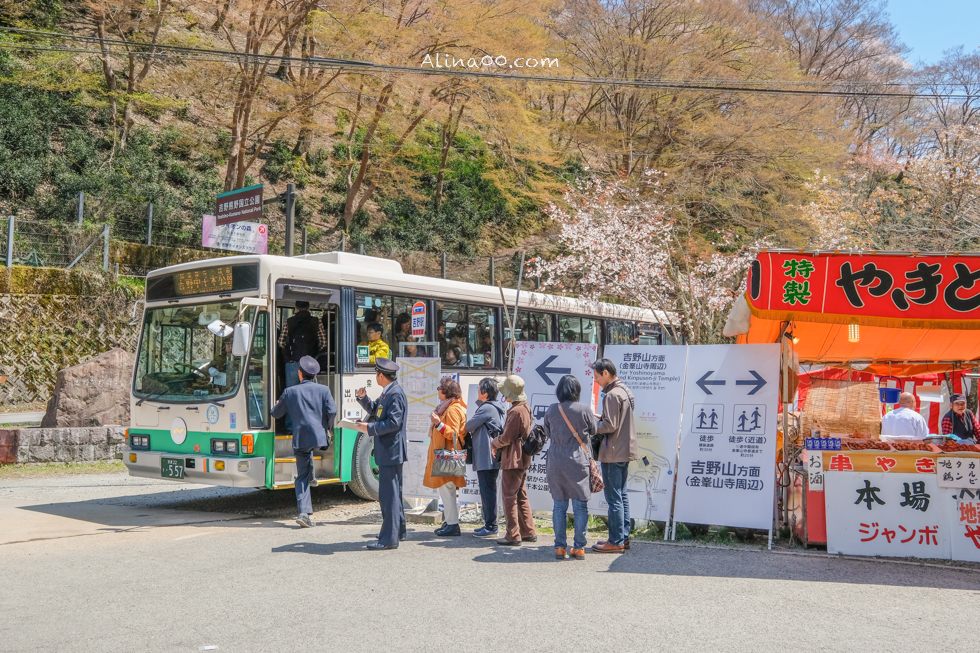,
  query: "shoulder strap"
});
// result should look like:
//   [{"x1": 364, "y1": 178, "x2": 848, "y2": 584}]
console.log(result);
[{"x1": 559, "y1": 404, "x2": 591, "y2": 458}]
